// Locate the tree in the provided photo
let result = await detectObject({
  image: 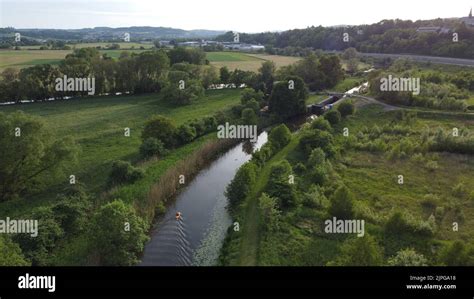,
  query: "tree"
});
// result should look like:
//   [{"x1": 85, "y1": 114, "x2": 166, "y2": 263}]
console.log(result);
[
  {"x1": 329, "y1": 185, "x2": 354, "y2": 219},
  {"x1": 201, "y1": 66, "x2": 219, "y2": 88},
  {"x1": 298, "y1": 129, "x2": 334, "y2": 156},
  {"x1": 0, "y1": 112, "x2": 78, "y2": 201},
  {"x1": 268, "y1": 124, "x2": 291, "y2": 150},
  {"x1": 342, "y1": 47, "x2": 358, "y2": 60},
  {"x1": 324, "y1": 109, "x2": 341, "y2": 125},
  {"x1": 161, "y1": 79, "x2": 204, "y2": 106},
  {"x1": 241, "y1": 108, "x2": 258, "y2": 126},
  {"x1": 176, "y1": 124, "x2": 197, "y2": 145},
  {"x1": 337, "y1": 101, "x2": 355, "y2": 118},
  {"x1": 108, "y1": 161, "x2": 144, "y2": 186},
  {"x1": 266, "y1": 160, "x2": 297, "y2": 209},
  {"x1": 226, "y1": 162, "x2": 258, "y2": 207},
  {"x1": 259, "y1": 193, "x2": 281, "y2": 233},
  {"x1": 0, "y1": 236, "x2": 30, "y2": 266},
  {"x1": 139, "y1": 138, "x2": 167, "y2": 158},
  {"x1": 220, "y1": 66, "x2": 231, "y2": 84},
  {"x1": 328, "y1": 235, "x2": 384, "y2": 266},
  {"x1": 318, "y1": 55, "x2": 344, "y2": 88},
  {"x1": 90, "y1": 200, "x2": 149, "y2": 266},
  {"x1": 258, "y1": 61, "x2": 276, "y2": 95},
  {"x1": 269, "y1": 75, "x2": 308, "y2": 120},
  {"x1": 134, "y1": 50, "x2": 170, "y2": 93},
  {"x1": 141, "y1": 115, "x2": 177, "y2": 148},
  {"x1": 241, "y1": 88, "x2": 264, "y2": 105},
  {"x1": 438, "y1": 241, "x2": 469, "y2": 266},
  {"x1": 388, "y1": 248, "x2": 428, "y2": 266}
]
